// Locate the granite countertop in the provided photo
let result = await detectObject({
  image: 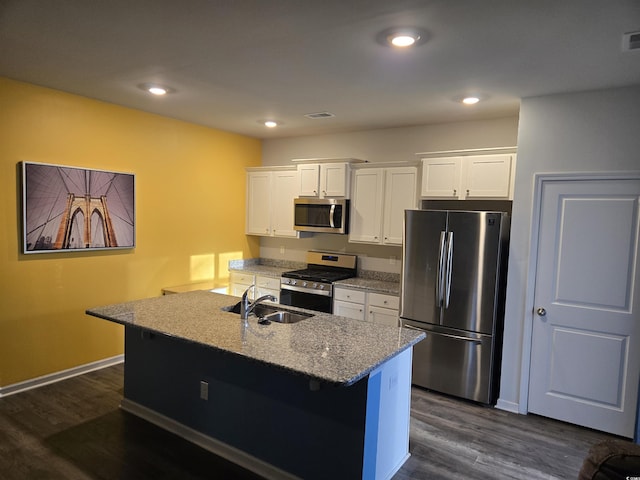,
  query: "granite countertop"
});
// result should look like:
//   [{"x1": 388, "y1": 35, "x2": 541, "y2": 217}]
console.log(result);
[
  {"x1": 334, "y1": 277, "x2": 400, "y2": 295},
  {"x1": 86, "y1": 290, "x2": 424, "y2": 387},
  {"x1": 229, "y1": 264, "x2": 291, "y2": 278},
  {"x1": 229, "y1": 259, "x2": 401, "y2": 295}
]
